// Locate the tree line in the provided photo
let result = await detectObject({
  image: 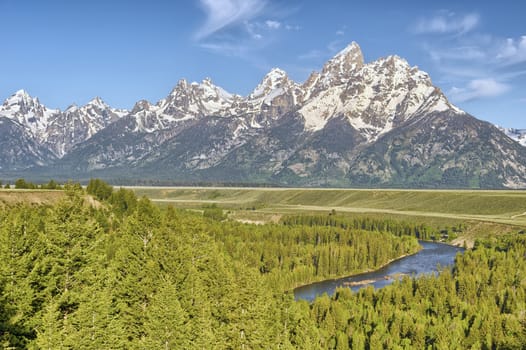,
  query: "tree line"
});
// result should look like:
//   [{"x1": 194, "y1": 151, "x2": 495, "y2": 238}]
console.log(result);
[
  {"x1": 0, "y1": 178, "x2": 62, "y2": 190},
  {"x1": 282, "y1": 214, "x2": 465, "y2": 241}
]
